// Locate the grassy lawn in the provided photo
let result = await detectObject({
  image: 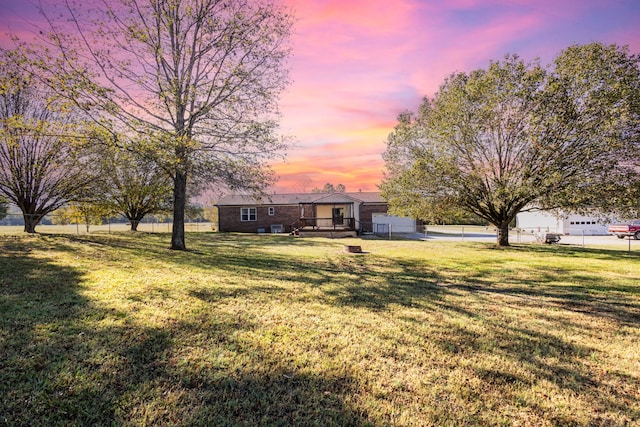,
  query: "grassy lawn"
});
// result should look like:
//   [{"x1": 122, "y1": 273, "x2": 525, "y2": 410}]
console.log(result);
[{"x1": 1, "y1": 232, "x2": 638, "y2": 426}]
